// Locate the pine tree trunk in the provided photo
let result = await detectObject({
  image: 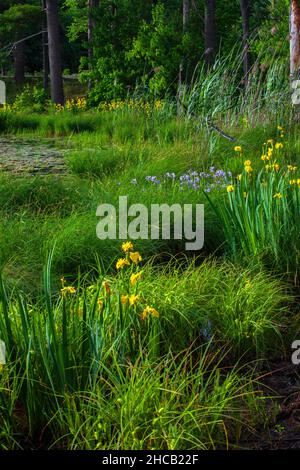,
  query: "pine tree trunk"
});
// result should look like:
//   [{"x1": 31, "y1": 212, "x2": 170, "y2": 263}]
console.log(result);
[
  {"x1": 88, "y1": 0, "x2": 99, "y2": 62},
  {"x1": 88, "y1": 0, "x2": 99, "y2": 90},
  {"x1": 42, "y1": 0, "x2": 49, "y2": 92},
  {"x1": 13, "y1": 0, "x2": 25, "y2": 88},
  {"x1": 46, "y1": 0, "x2": 64, "y2": 105},
  {"x1": 178, "y1": 0, "x2": 189, "y2": 91},
  {"x1": 13, "y1": 39, "x2": 25, "y2": 88},
  {"x1": 240, "y1": 0, "x2": 250, "y2": 85},
  {"x1": 204, "y1": 0, "x2": 216, "y2": 69}
]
